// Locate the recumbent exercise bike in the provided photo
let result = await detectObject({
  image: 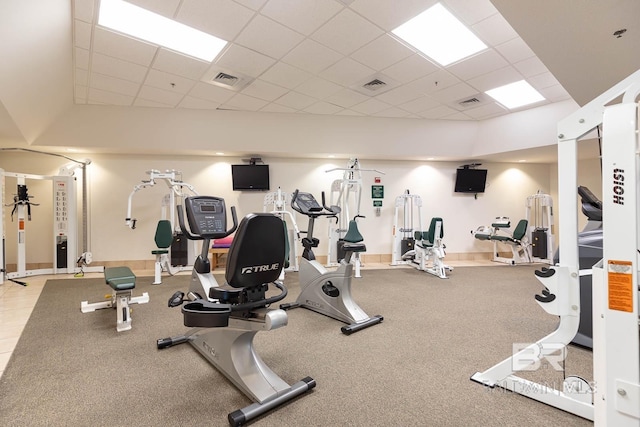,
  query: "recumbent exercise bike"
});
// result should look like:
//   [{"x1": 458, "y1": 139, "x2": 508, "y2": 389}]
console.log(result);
[
  {"x1": 281, "y1": 190, "x2": 383, "y2": 334},
  {"x1": 157, "y1": 196, "x2": 315, "y2": 426}
]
